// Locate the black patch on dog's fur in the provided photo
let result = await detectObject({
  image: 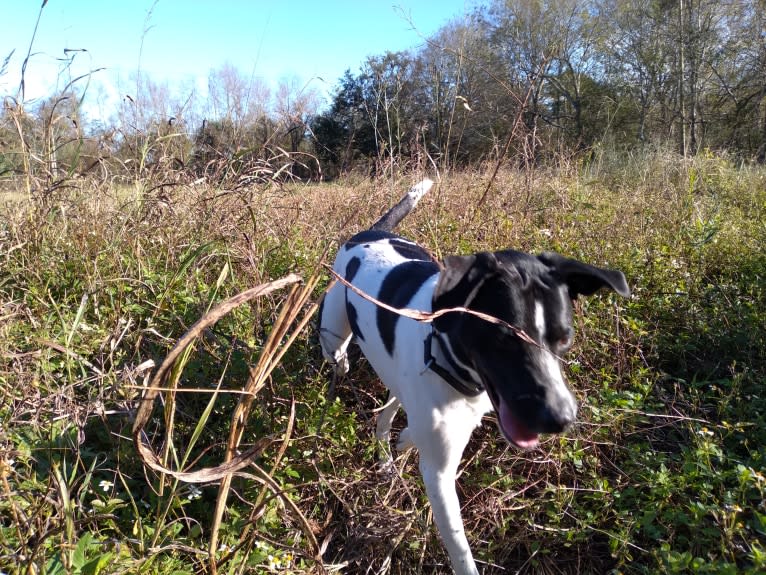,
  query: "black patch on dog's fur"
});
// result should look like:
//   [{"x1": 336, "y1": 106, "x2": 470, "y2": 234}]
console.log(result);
[
  {"x1": 344, "y1": 229, "x2": 392, "y2": 250},
  {"x1": 389, "y1": 238, "x2": 434, "y2": 261},
  {"x1": 376, "y1": 260, "x2": 439, "y2": 355},
  {"x1": 344, "y1": 230, "x2": 435, "y2": 263},
  {"x1": 346, "y1": 301, "x2": 363, "y2": 341},
  {"x1": 345, "y1": 256, "x2": 361, "y2": 282}
]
